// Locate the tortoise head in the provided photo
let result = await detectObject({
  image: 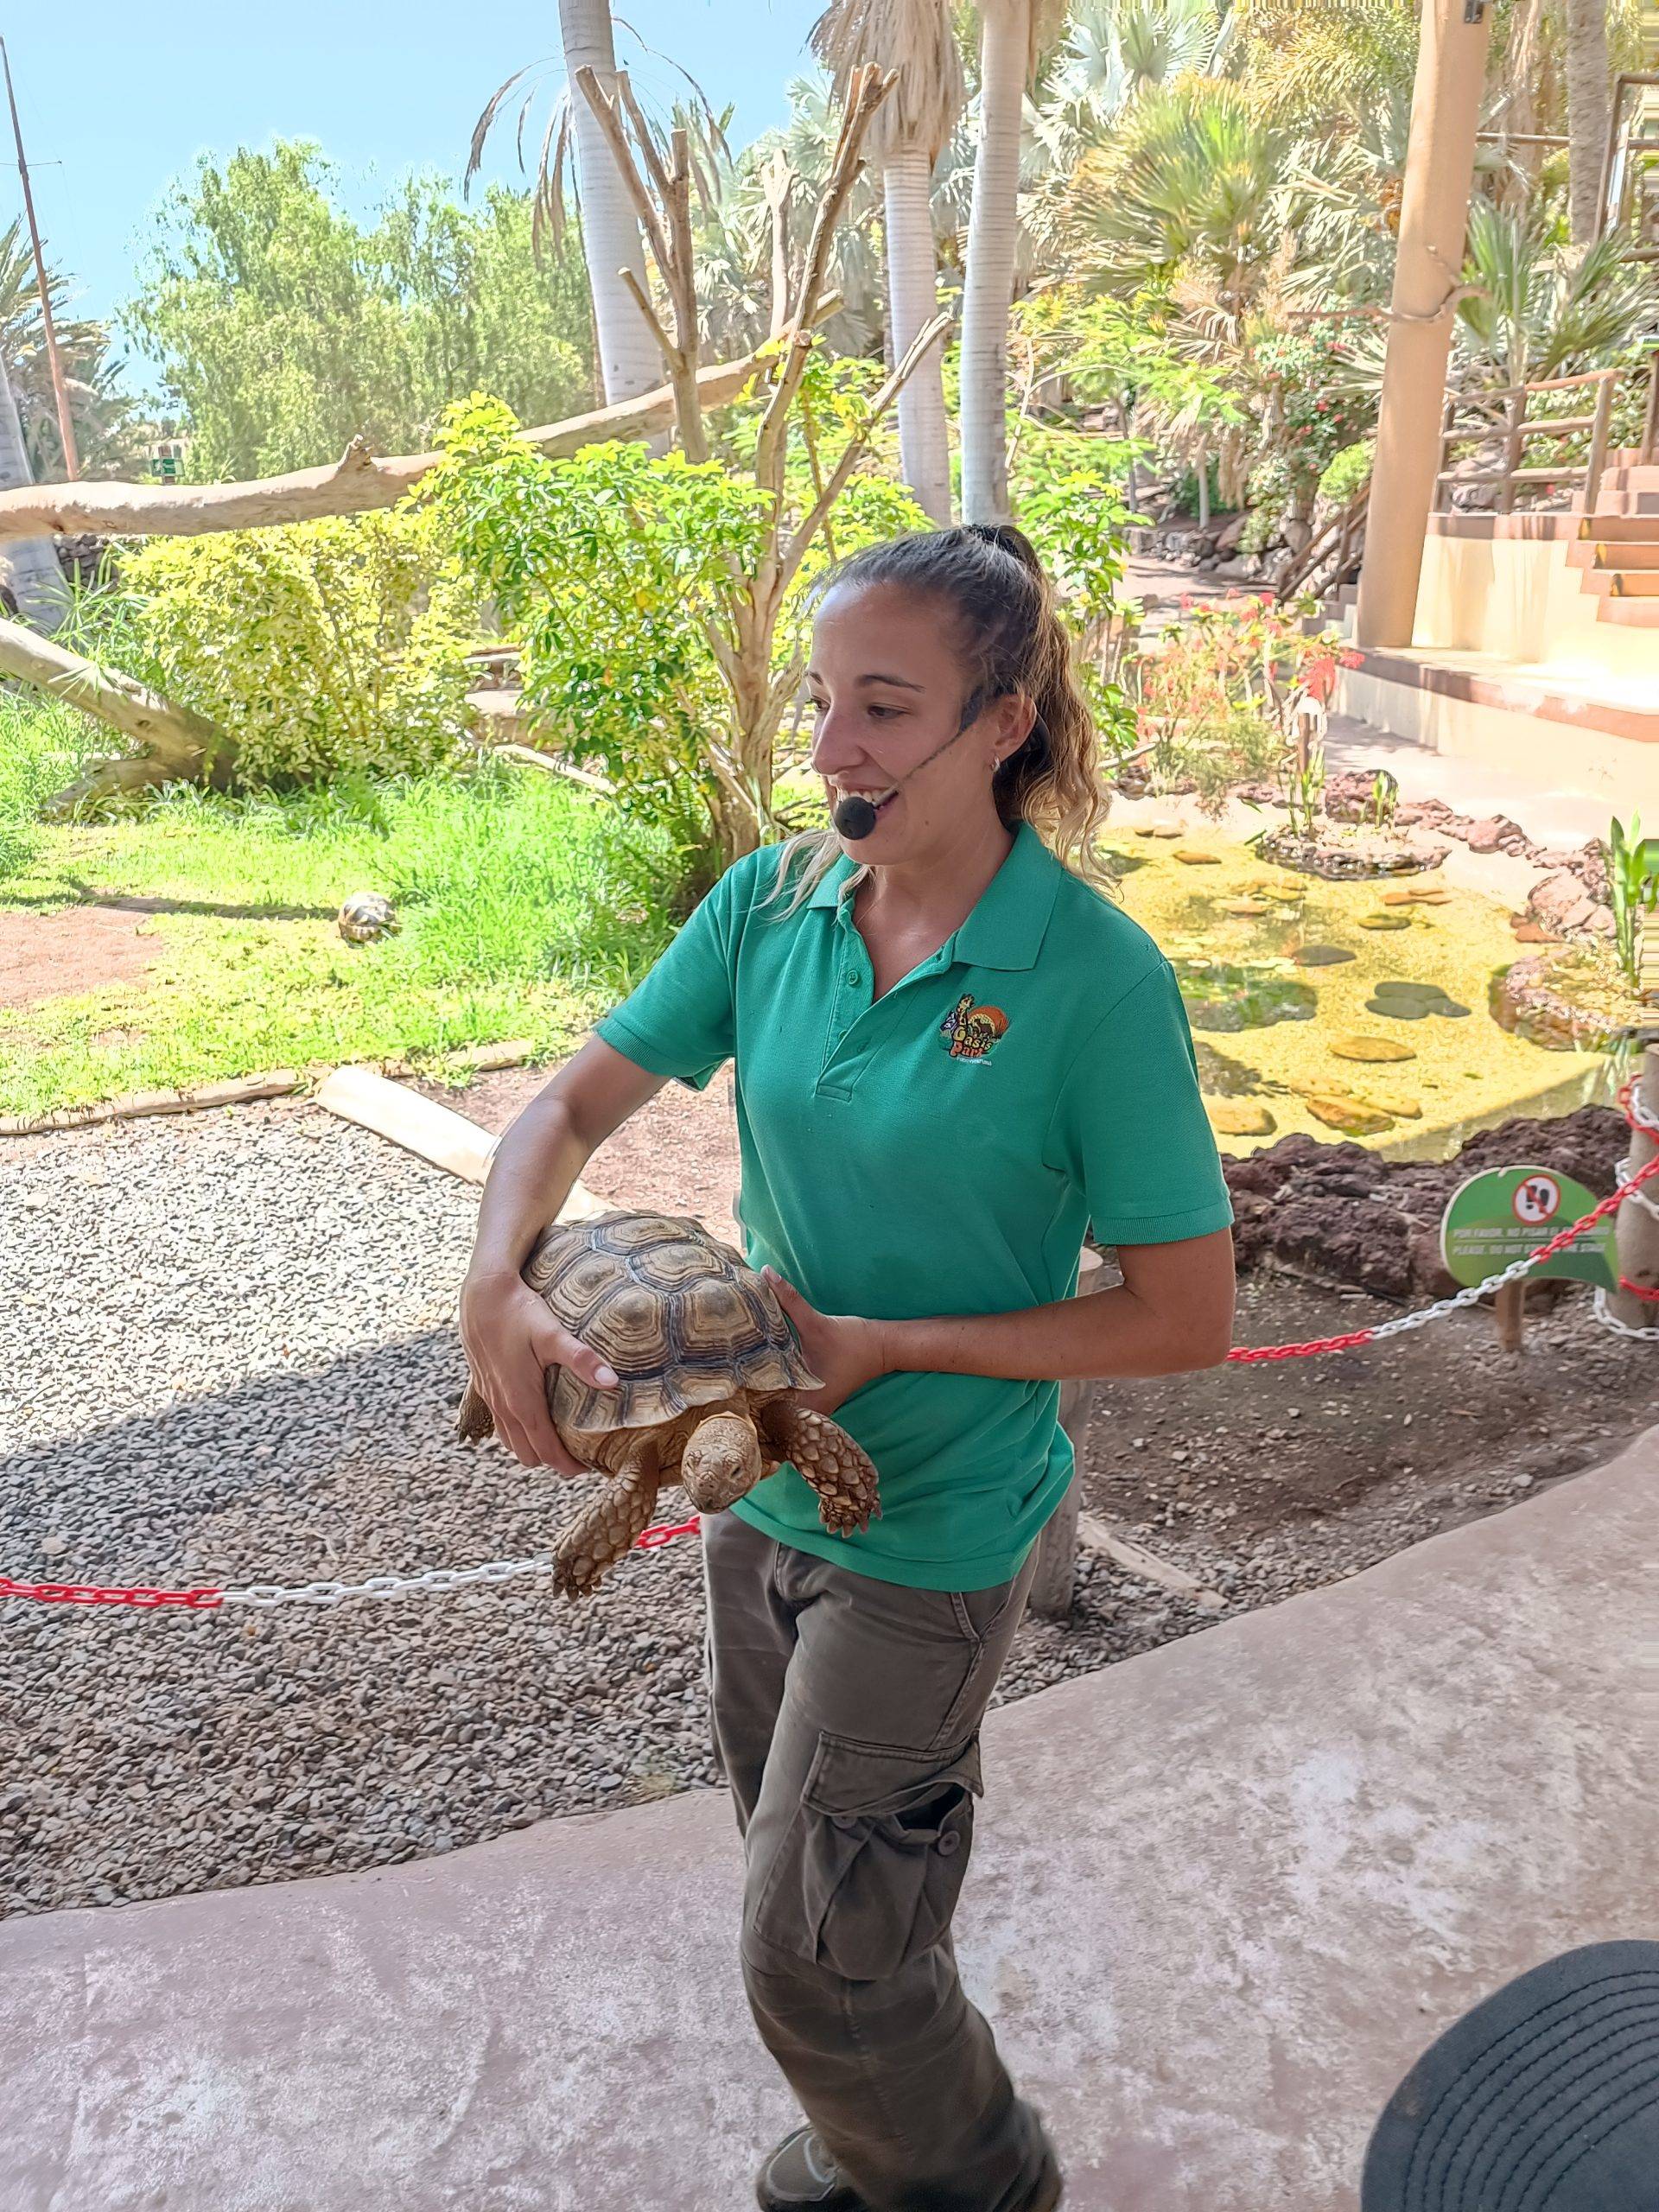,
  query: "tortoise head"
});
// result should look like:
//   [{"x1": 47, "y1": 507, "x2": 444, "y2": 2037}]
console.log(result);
[{"x1": 678, "y1": 1410, "x2": 764, "y2": 1513}]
